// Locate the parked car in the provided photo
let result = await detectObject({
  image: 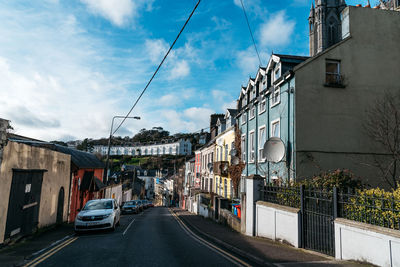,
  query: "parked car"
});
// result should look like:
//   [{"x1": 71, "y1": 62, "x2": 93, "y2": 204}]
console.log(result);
[
  {"x1": 121, "y1": 201, "x2": 138, "y2": 214},
  {"x1": 74, "y1": 199, "x2": 120, "y2": 233},
  {"x1": 133, "y1": 200, "x2": 143, "y2": 212},
  {"x1": 142, "y1": 200, "x2": 148, "y2": 209},
  {"x1": 148, "y1": 201, "x2": 154, "y2": 207}
]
